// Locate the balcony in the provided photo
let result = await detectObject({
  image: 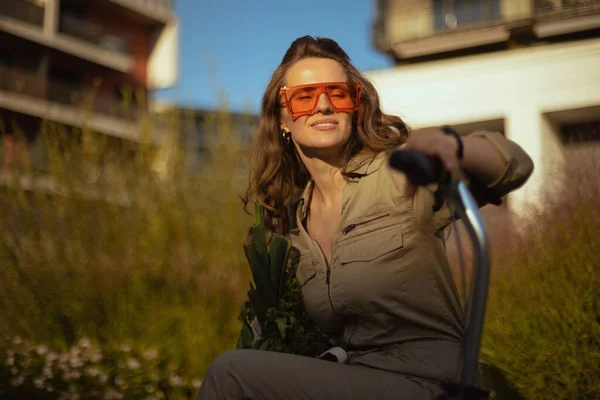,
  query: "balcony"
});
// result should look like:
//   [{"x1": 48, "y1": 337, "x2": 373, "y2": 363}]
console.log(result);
[
  {"x1": 534, "y1": 0, "x2": 600, "y2": 16},
  {"x1": 532, "y1": 0, "x2": 600, "y2": 38},
  {"x1": 0, "y1": 0, "x2": 44, "y2": 27},
  {"x1": 0, "y1": 64, "x2": 138, "y2": 122},
  {"x1": 106, "y1": 0, "x2": 173, "y2": 25},
  {"x1": 119, "y1": 0, "x2": 173, "y2": 15},
  {"x1": 59, "y1": 13, "x2": 131, "y2": 55},
  {"x1": 378, "y1": 0, "x2": 600, "y2": 60}
]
